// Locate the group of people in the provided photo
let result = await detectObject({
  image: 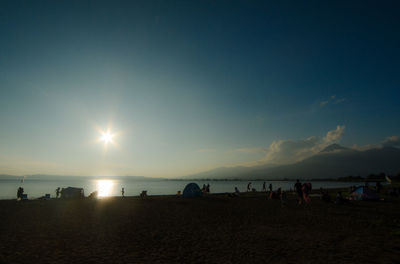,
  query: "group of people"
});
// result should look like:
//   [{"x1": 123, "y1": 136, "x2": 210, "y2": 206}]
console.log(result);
[
  {"x1": 244, "y1": 182, "x2": 288, "y2": 202},
  {"x1": 262, "y1": 182, "x2": 273, "y2": 192},
  {"x1": 202, "y1": 184, "x2": 210, "y2": 193},
  {"x1": 249, "y1": 180, "x2": 312, "y2": 204},
  {"x1": 294, "y1": 179, "x2": 312, "y2": 204},
  {"x1": 268, "y1": 187, "x2": 287, "y2": 202},
  {"x1": 247, "y1": 182, "x2": 273, "y2": 192}
]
